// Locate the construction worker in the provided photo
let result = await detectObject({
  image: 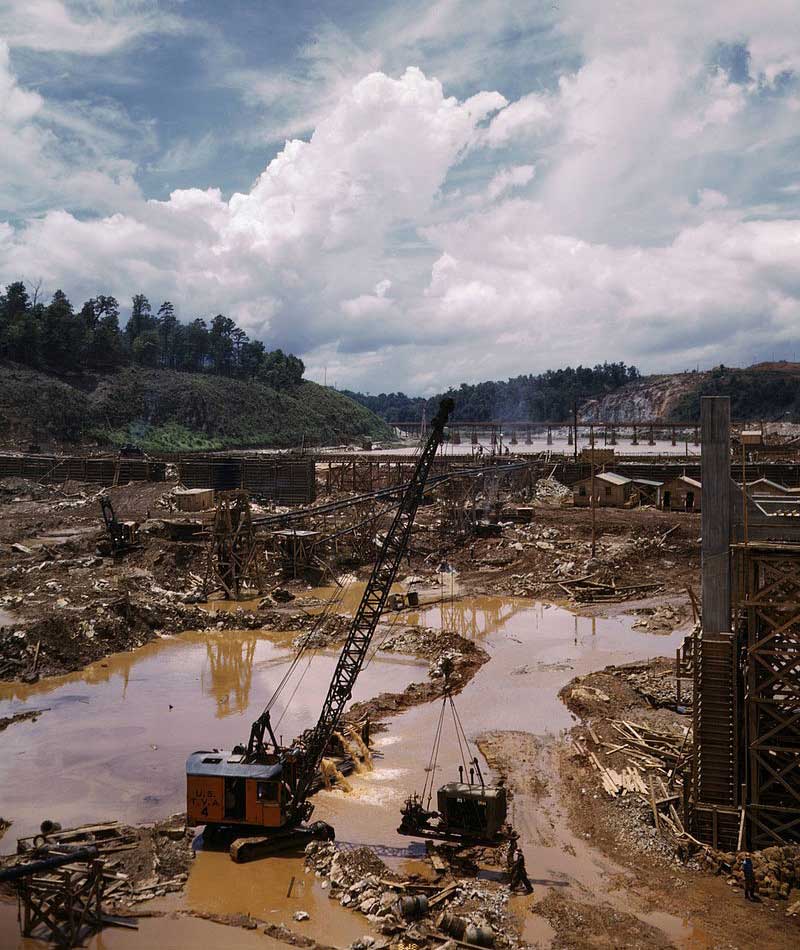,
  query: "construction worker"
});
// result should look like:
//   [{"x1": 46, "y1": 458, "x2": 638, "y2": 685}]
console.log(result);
[
  {"x1": 742, "y1": 854, "x2": 757, "y2": 901},
  {"x1": 510, "y1": 848, "x2": 533, "y2": 894},
  {"x1": 506, "y1": 830, "x2": 519, "y2": 874}
]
